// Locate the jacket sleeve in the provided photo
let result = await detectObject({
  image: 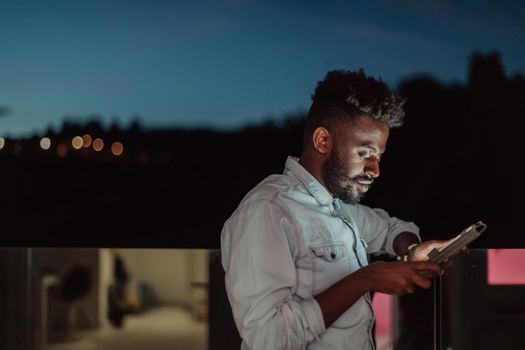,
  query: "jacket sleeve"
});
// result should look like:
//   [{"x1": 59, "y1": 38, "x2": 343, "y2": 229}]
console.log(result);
[
  {"x1": 221, "y1": 201, "x2": 325, "y2": 350},
  {"x1": 352, "y1": 204, "x2": 420, "y2": 256}
]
